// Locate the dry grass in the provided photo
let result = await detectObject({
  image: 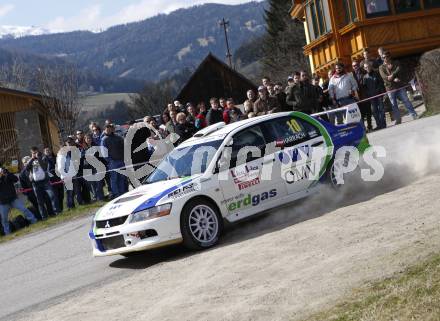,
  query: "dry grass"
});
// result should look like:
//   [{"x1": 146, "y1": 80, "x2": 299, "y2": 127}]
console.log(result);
[{"x1": 301, "y1": 253, "x2": 440, "y2": 321}]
